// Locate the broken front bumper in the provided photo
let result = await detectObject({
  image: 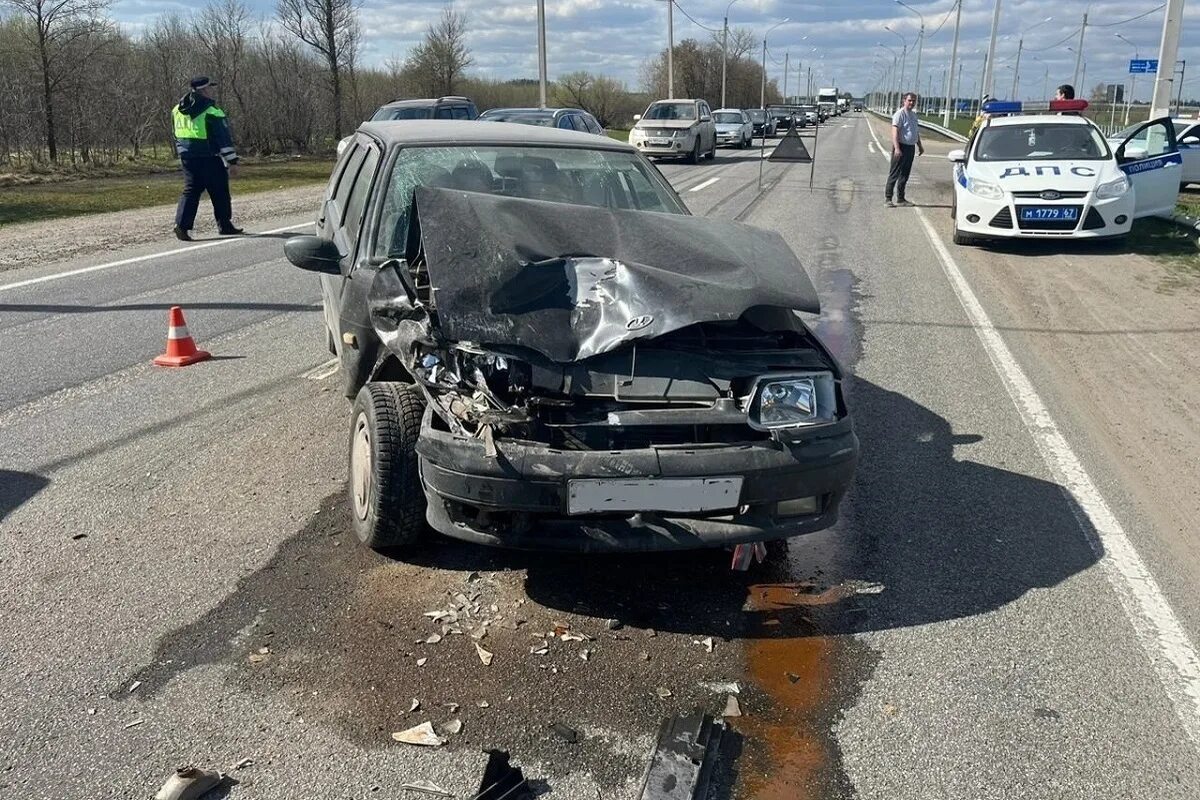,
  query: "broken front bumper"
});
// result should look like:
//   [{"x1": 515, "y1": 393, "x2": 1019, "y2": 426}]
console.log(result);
[{"x1": 416, "y1": 413, "x2": 858, "y2": 552}]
